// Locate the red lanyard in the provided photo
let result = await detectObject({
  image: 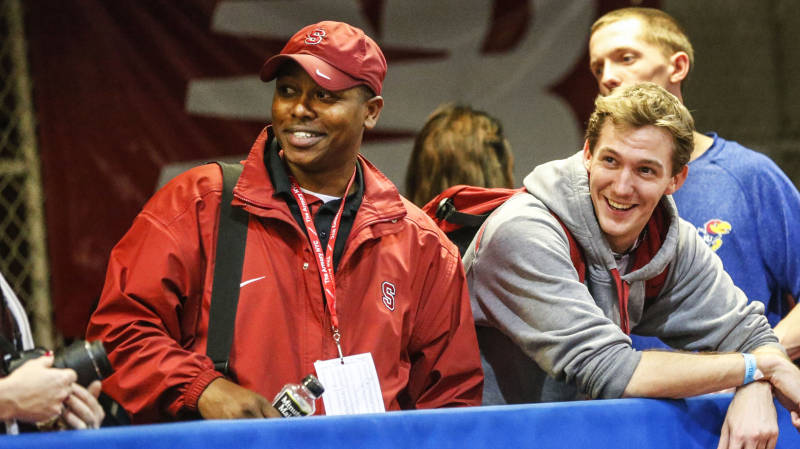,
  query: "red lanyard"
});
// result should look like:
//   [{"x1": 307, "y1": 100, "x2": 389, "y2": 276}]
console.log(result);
[{"x1": 288, "y1": 167, "x2": 357, "y2": 362}]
